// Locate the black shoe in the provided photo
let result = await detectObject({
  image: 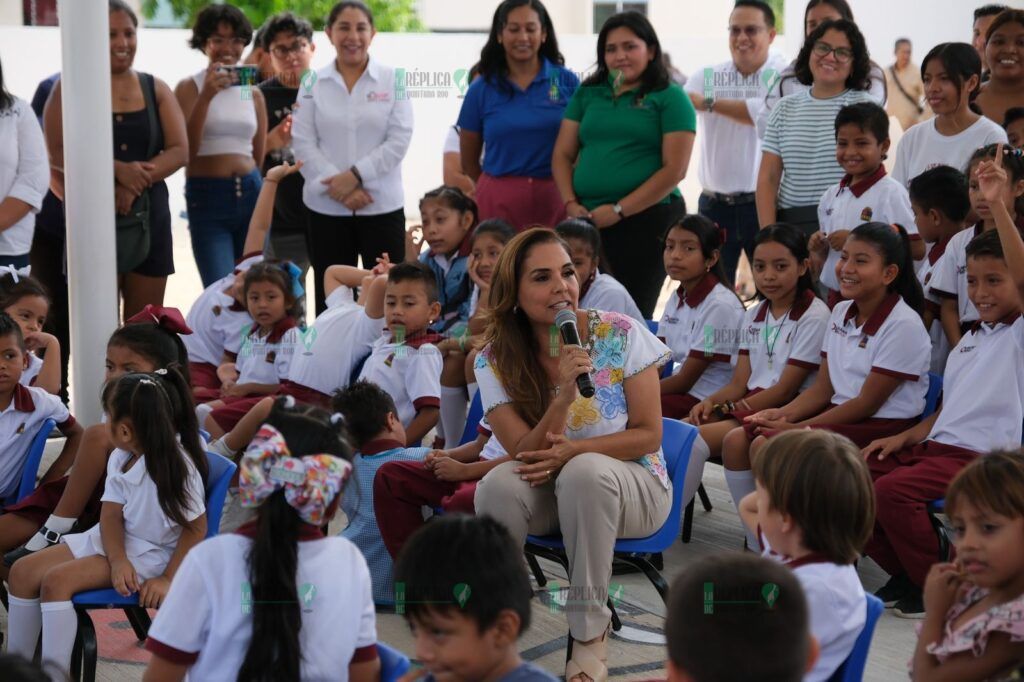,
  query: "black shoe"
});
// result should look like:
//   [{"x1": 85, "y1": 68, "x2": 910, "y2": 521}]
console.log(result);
[
  {"x1": 874, "y1": 573, "x2": 915, "y2": 607},
  {"x1": 893, "y1": 592, "x2": 926, "y2": 619},
  {"x1": 3, "y1": 526, "x2": 63, "y2": 568}
]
